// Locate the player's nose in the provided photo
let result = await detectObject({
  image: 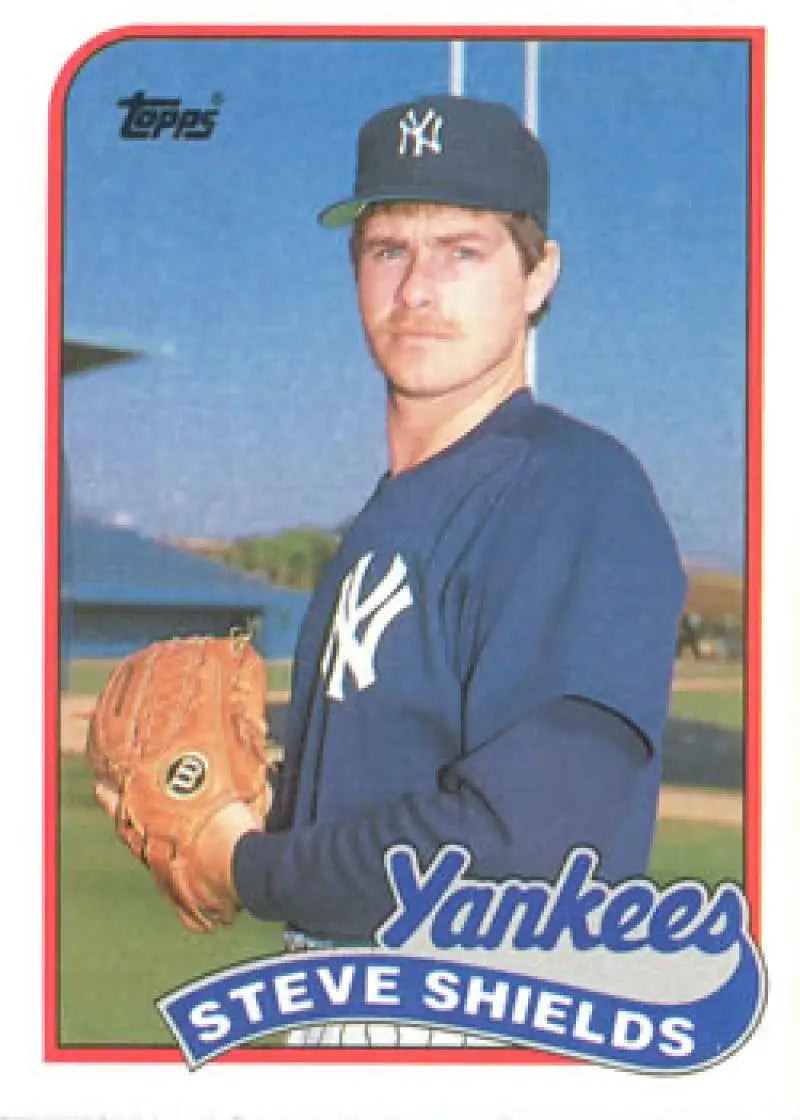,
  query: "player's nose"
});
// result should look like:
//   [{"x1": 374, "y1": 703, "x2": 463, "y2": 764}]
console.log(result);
[{"x1": 396, "y1": 251, "x2": 437, "y2": 309}]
